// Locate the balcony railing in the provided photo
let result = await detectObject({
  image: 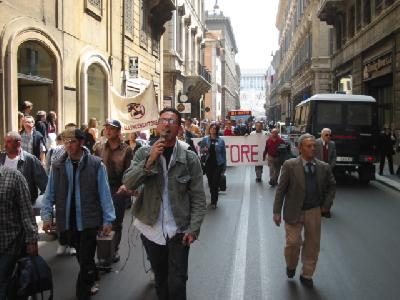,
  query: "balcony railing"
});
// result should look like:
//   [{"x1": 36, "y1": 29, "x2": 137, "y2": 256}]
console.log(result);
[{"x1": 188, "y1": 61, "x2": 211, "y2": 83}]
